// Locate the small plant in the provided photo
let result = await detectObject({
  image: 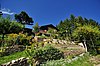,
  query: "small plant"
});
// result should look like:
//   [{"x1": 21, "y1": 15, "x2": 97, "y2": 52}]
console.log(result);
[
  {"x1": 33, "y1": 45, "x2": 64, "y2": 65},
  {"x1": 25, "y1": 45, "x2": 36, "y2": 66},
  {"x1": 25, "y1": 44, "x2": 64, "y2": 66}
]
